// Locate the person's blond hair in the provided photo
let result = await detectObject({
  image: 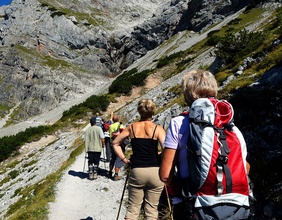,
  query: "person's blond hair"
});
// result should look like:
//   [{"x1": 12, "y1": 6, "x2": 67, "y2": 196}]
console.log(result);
[
  {"x1": 182, "y1": 69, "x2": 218, "y2": 106},
  {"x1": 137, "y1": 99, "x2": 156, "y2": 119}
]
